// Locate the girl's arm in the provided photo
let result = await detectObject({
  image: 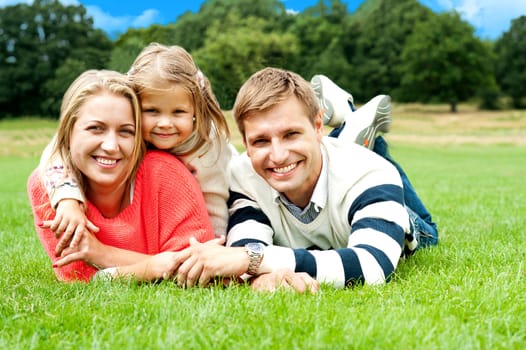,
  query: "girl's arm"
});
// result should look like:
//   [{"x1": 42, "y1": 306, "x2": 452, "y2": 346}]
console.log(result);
[{"x1": 39, "y1": 137, "x2": 98, "y2": 250}]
